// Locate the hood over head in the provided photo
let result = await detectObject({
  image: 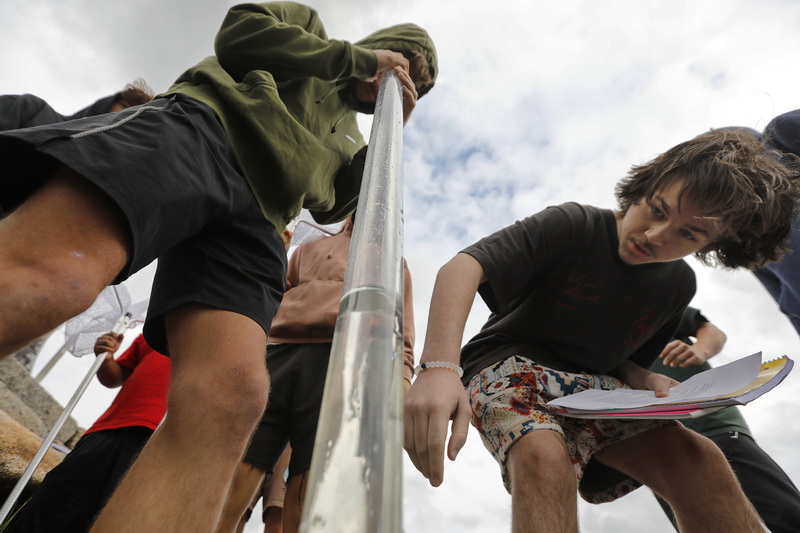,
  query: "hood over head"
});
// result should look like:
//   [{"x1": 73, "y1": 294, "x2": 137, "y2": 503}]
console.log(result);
[
  {"x1": 355, "y1": 23, "x2": 438, "y2": 88},
  {"x1": 341, "y1": 23, "x2": 438, "y2": 113}
]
